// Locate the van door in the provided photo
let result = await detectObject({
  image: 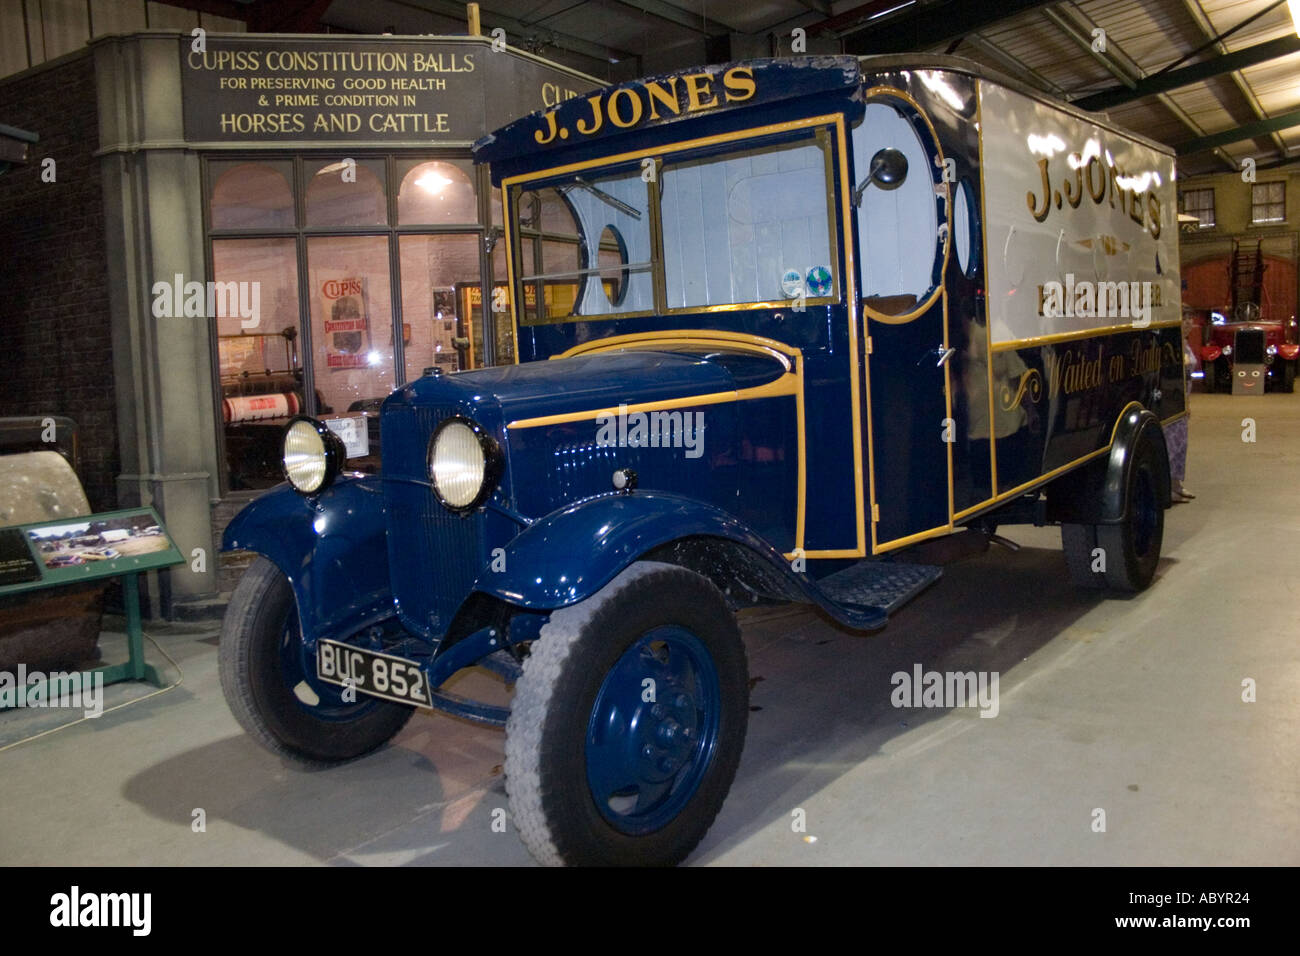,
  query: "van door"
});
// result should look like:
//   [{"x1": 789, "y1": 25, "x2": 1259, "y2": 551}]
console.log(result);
[{"x1": 854, "y1": 93, "x2": 954, "y2": 552}]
